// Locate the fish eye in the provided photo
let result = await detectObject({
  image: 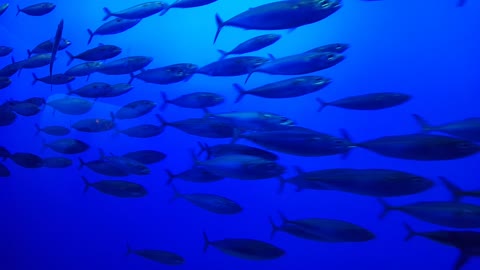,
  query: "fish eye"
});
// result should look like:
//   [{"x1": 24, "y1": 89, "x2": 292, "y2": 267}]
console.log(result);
[
  {"x1": 327, "y1": 54, "x2": 336, "y2": 61},
  {"x1": 457, "y1": 142, "x2": 473, "y2": 150}
]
